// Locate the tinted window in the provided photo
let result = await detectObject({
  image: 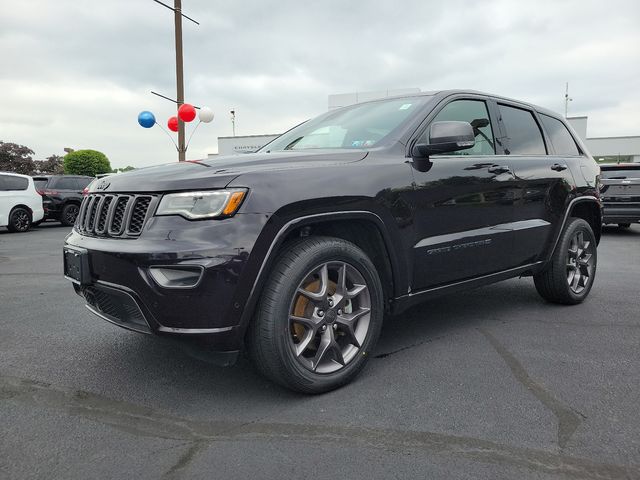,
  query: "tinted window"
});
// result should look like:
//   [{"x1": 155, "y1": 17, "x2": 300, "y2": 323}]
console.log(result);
[
  {"x1": 426, "y1": 99, "x2": 495, "y2": 155},
  {"x1": 540, "y1": 114, "x2": 580, "y2": 155},
  {"x1": 600, "y1": 167, "x2": 640, "y2": 179},
  {"x1": 33, "y1": 178, "x2": 49, "y2": 189},
  {"x1": 499, "y1": 105, "x2": 546, "y2": 155},
  {"x1": 54, "y1": 177, "x2": 80, "y2": 190},
  {"x1": 0, "y1": 174, "x2": 29, "y2": 191},
  {"x1": 76, "y1": 177, "x2": 92, "y2": 188}
]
